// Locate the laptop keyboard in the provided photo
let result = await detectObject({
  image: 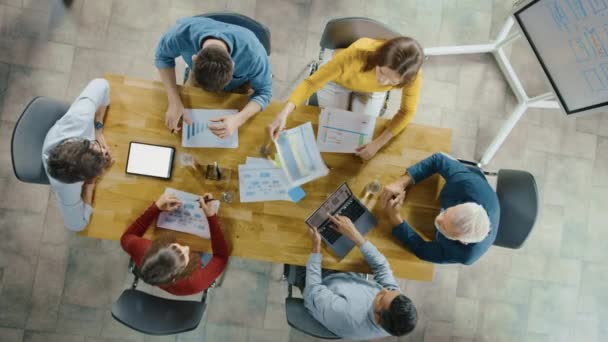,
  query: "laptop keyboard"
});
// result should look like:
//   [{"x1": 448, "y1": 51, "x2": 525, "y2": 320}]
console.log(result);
[{"x1": 319, "y1": 199, "x2": 366, "y2": 244}]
